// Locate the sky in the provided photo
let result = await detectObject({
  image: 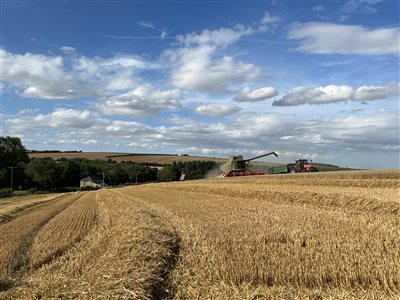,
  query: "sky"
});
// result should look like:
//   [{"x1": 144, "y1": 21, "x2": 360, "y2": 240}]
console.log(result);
[{"x1": 0, "y1": 0, "x2": 399, "y2": 169}]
